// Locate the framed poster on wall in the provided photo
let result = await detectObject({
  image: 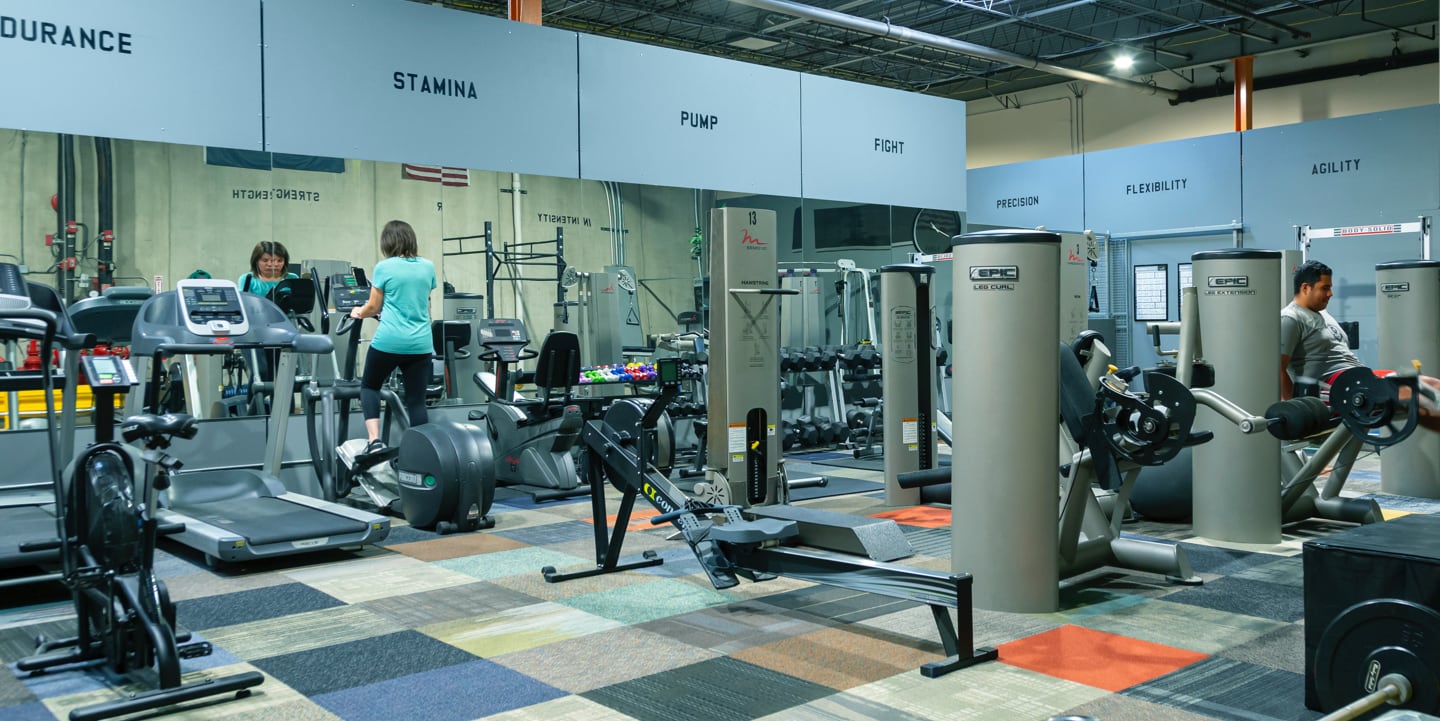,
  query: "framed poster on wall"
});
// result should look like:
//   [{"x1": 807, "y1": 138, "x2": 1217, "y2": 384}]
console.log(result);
[{"x1": 1133, "y1": 263, "x2": 1169, "y2": 322}]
